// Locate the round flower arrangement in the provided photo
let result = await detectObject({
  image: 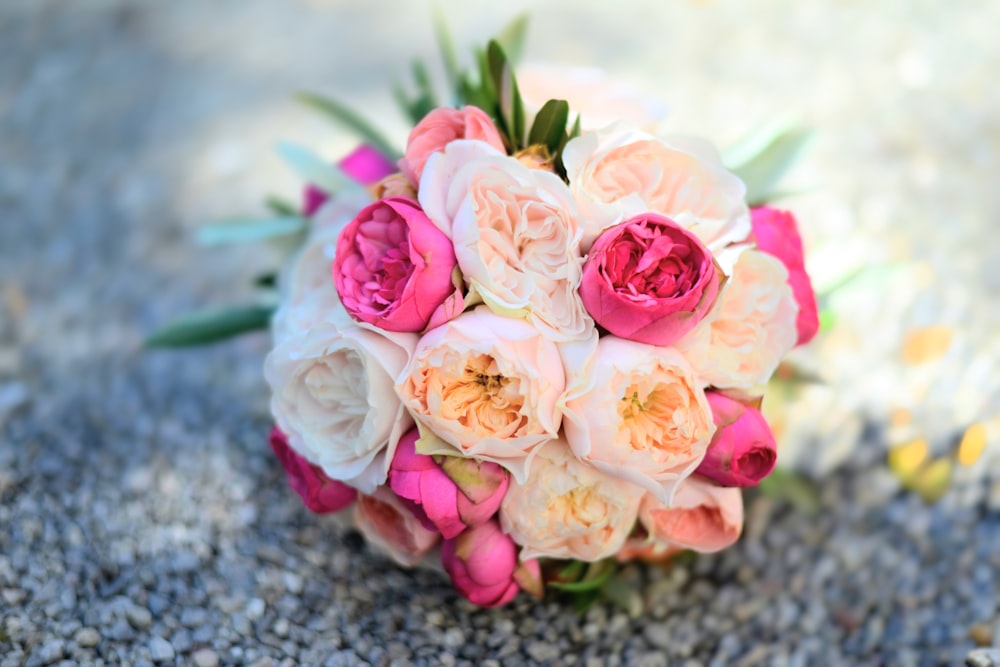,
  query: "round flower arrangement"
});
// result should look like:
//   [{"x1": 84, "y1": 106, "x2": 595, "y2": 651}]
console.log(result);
[{"x1": 152, "y1": 31, "x2": 819, "y2": 609}]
